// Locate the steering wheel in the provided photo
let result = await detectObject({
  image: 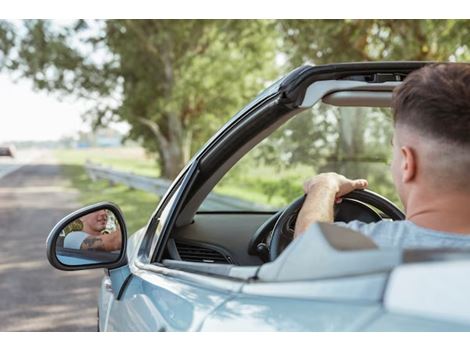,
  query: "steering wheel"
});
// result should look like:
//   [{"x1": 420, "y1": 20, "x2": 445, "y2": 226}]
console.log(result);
[{"x1": 269, "y1": 189, "x2": 405, "y2": 261}]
